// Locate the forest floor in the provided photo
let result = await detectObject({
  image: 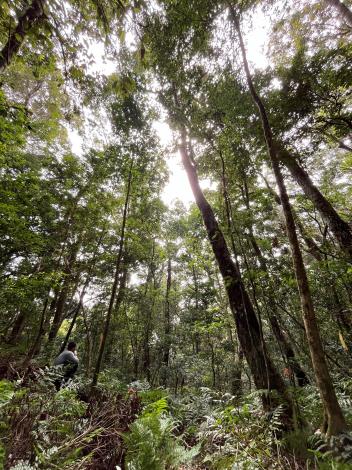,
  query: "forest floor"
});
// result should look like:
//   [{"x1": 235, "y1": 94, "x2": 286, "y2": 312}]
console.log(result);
[{"x1": 0, "y1": 358, "x2": 351, "y2": 469}]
